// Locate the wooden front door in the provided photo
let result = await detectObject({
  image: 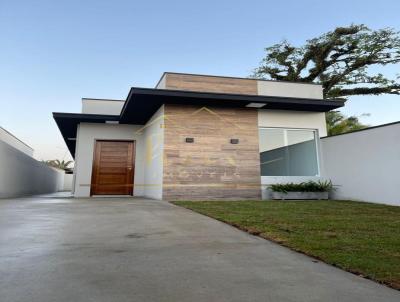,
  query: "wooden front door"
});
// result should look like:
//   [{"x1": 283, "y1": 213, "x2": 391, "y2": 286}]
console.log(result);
[{"x1": 90, "y1": 140, "x2": 135, "y2": 196}]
